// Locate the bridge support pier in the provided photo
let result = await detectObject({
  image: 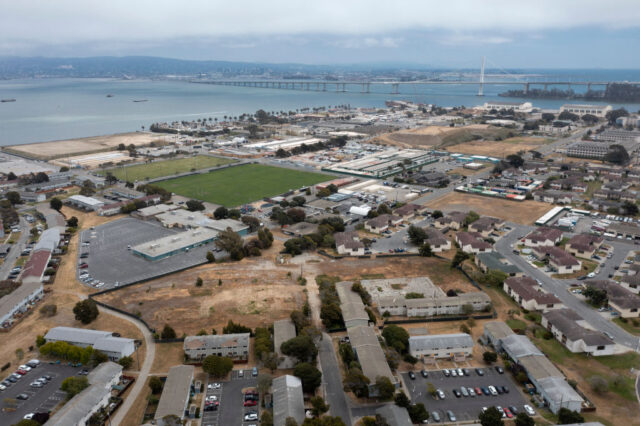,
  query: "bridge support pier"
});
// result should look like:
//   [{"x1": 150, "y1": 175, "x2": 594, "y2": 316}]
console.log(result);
[
  {"x1": 391, "y1": 83, "x2": 399, "y2": 95},
  {"x1": 523, "y1": 83, "x2": 529, "y2": 94}
]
